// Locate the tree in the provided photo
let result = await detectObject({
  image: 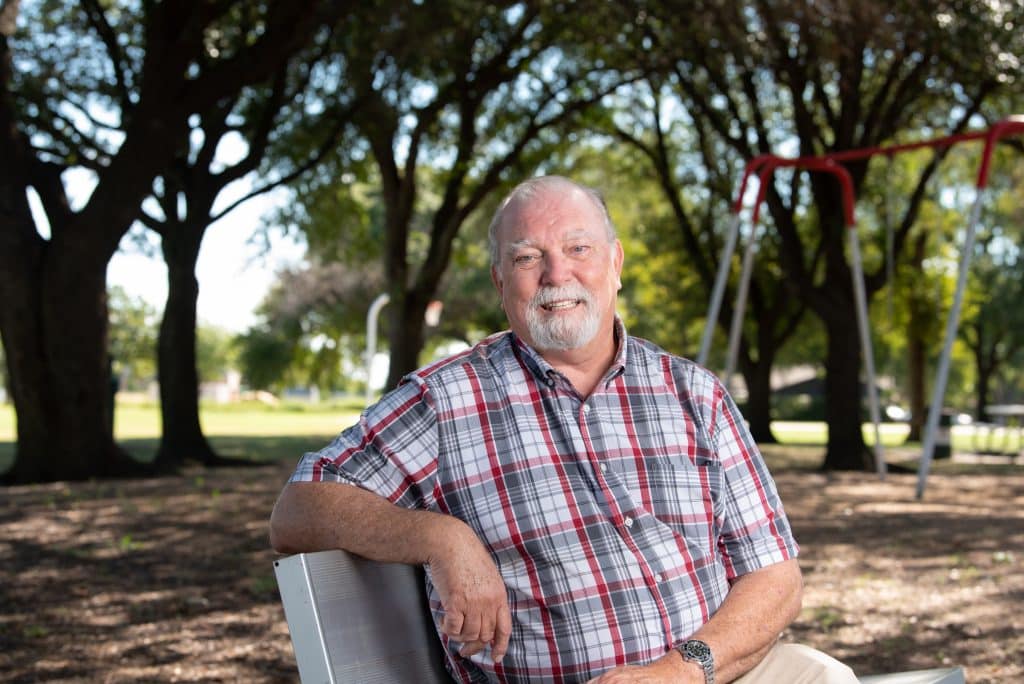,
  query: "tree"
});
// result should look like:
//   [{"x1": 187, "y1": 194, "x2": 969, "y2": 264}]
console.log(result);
[
  {"x1": 604, "y1": 78, "x2": 806, "y2": 442},
  {"x1": 958, "y1": 149, "x2": 1024, "y2": 420},
  {"x1": 236, "y1": 260, "x2": 386, "y2": 394},
  {"x1": 107, "y1": 285, "x2": 159, "y2": 392},
  {"x1": 240, "y1": 177, "x2": 510, "y2": 395},
  {"x1": 0, "y1": 0, "x2": 341, "y2": 483},
  {"x1": 280, "y1": 1, "x2": 639, "y2": 390},
  {"x1": 136, "y1": 16, "x2": 344, "y2": 470},
  {"x1": 632, "y1": 0, "x2": 1023, "y2": 469}
]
